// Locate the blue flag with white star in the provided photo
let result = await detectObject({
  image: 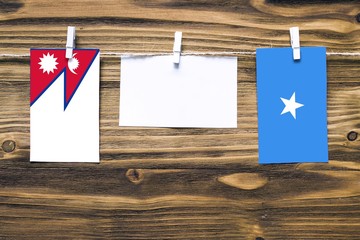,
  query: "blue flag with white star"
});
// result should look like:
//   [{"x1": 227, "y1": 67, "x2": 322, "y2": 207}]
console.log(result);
[{"x1": 256, "y1": 47, "x2": 328, "y2": 164}]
